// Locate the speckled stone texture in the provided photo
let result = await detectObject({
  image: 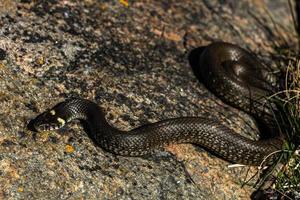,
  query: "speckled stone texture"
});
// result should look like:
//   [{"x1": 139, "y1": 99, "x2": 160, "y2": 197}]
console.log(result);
[{"x1": 0, "y1": 0, "x2": 297, "y2": 199}]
